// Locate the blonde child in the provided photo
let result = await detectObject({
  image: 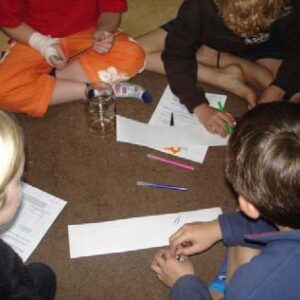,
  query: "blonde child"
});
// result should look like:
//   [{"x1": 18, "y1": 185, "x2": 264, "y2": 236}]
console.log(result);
[
  {"x1": 151, "y1": 102, "x2": 300, "y2": 300},
  {"x1": 137, "y1": 0, "x2": 300, "y2": 137},
  {"x1": 0, "y1": 0, "x2": 145, "y2": 116},
  {"x1": 0, "y1": 110, "x2": 56, "y2": 299}
]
